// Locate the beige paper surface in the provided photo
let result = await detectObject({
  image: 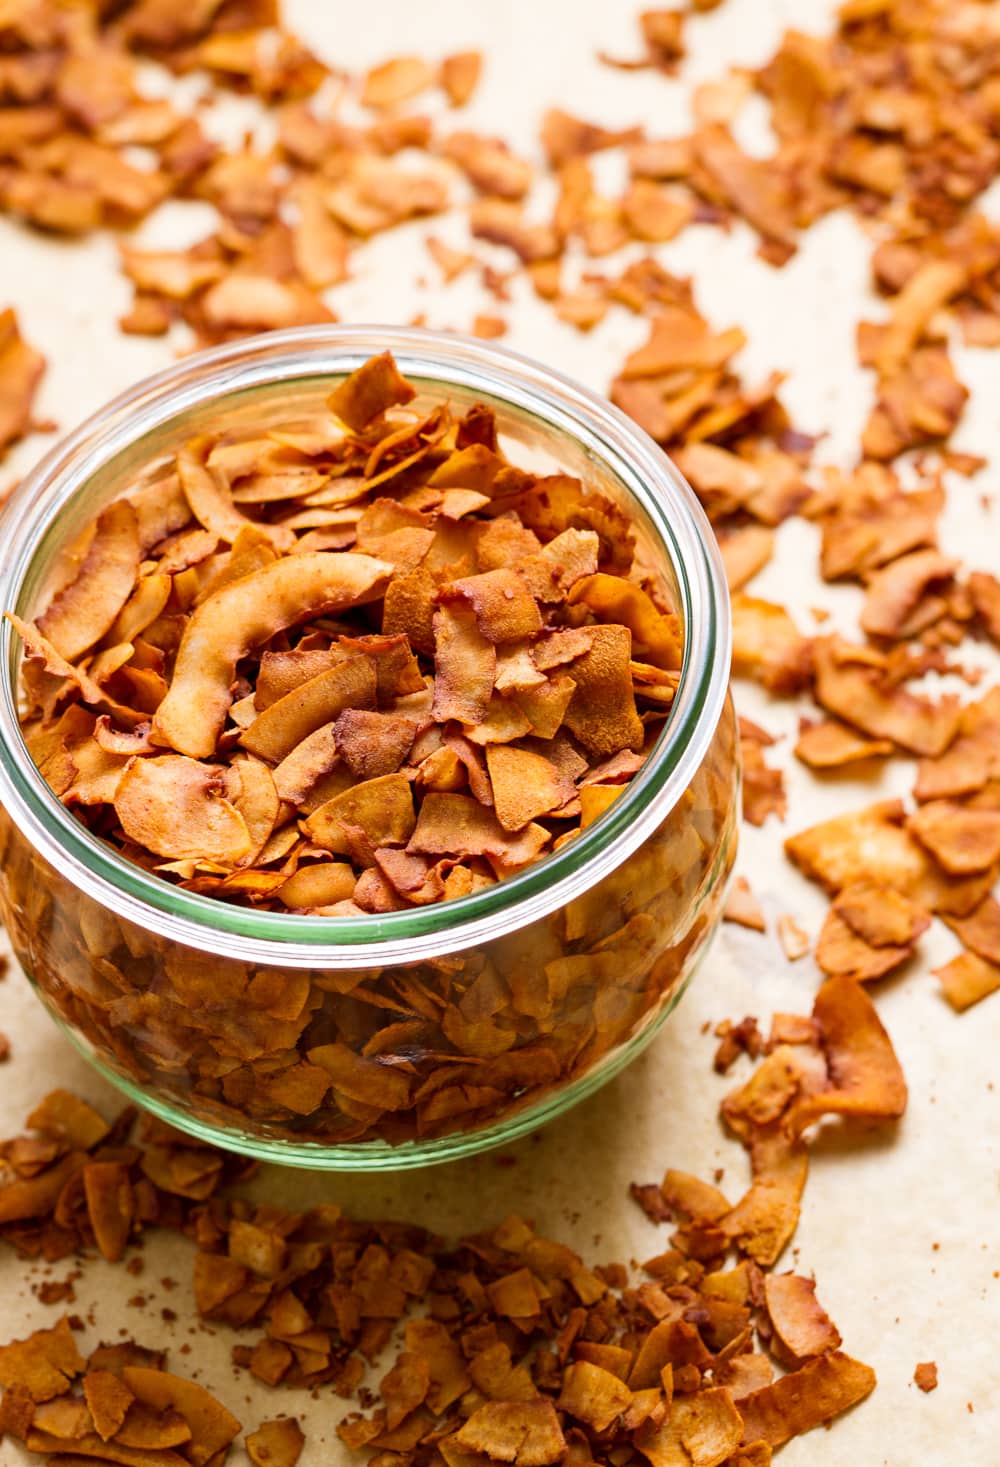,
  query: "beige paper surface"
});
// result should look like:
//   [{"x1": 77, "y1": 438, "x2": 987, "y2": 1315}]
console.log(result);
[{"x1": 1, "y1": 1, "x2": 998, "y2": 1462}]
